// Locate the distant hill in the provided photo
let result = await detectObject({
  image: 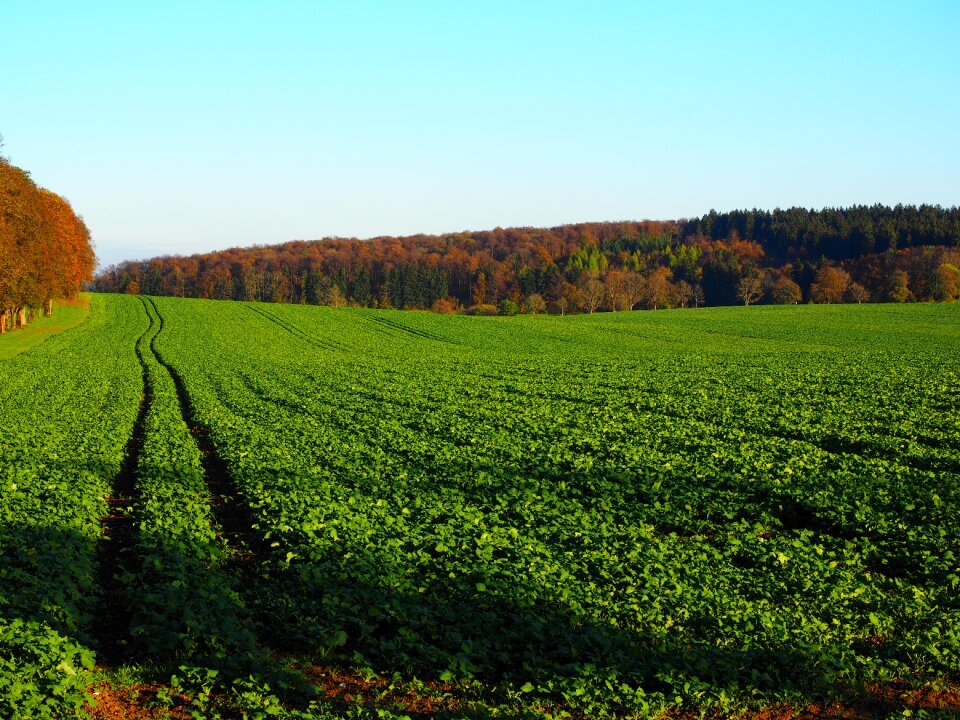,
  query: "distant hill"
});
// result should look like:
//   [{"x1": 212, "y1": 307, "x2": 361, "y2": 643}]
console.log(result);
[{"x1": 94, "y1": 205, "x2": 960, "y2": 312}]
